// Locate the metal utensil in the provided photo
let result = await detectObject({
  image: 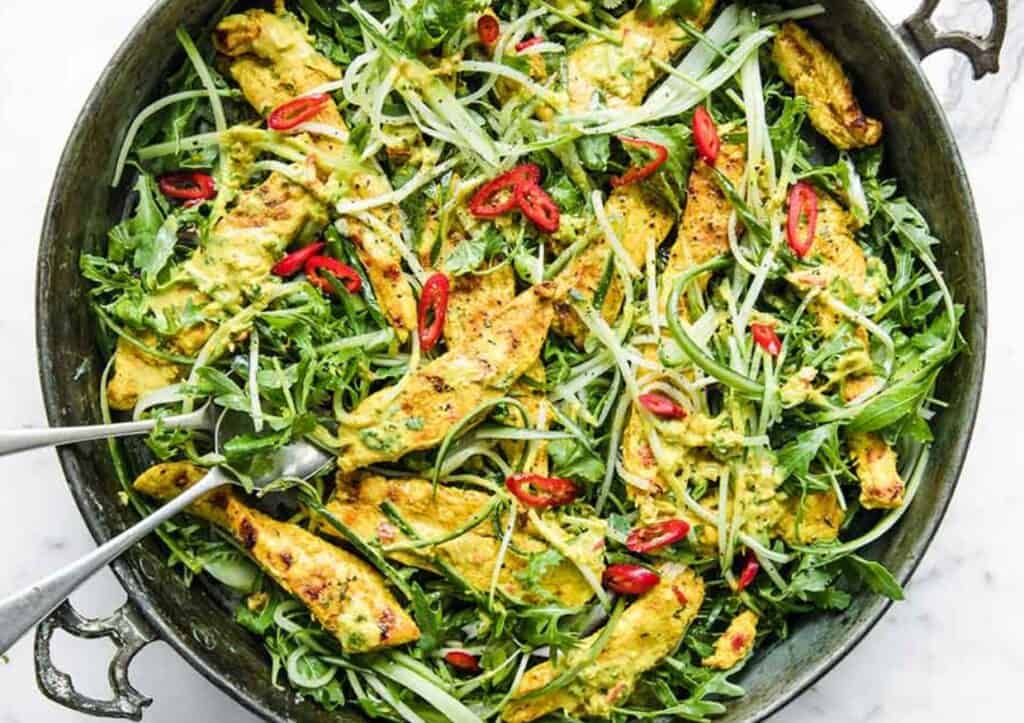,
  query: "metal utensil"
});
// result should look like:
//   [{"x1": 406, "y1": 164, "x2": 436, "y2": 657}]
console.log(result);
[
  {"x1": 0, "y1": 405, "x2": 214, "y2": 457},
  {"x1": 0, "y1": 437, "x2": 332, "y2": 655}
]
